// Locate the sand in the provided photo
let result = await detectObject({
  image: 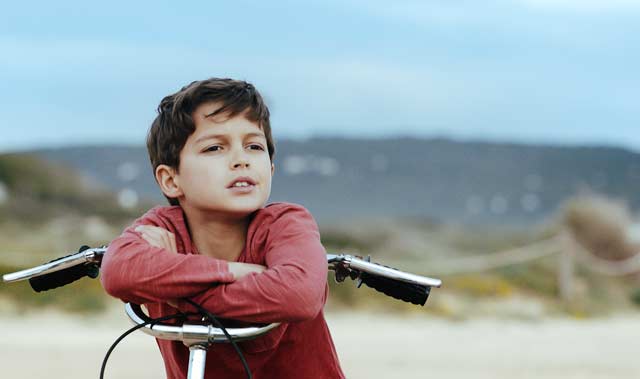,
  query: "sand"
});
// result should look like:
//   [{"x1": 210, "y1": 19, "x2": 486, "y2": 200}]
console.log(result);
[{"x1": 1, "y1": 308, "x2": 638, "y2": 379}]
